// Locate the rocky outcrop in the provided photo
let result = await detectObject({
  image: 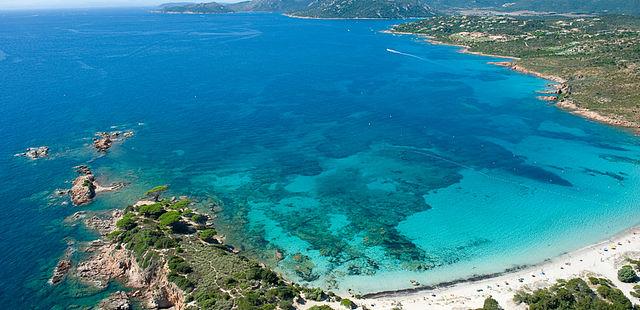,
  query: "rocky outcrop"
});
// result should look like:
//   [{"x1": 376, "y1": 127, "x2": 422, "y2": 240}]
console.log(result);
[
  {"x1": 49, "y1": 246, "x2": 73, "y2": 285},
  {"x1": 93, "y1": 131, "x2": 134, "y2": 152},
  {"x1": 76, "y1": 241, "x2": 149, "y2": 289},
  {"x1": 85, "y1": 210, "x2": 123, "y2": 236},
  {"x1": 537, "y1": 95, "x2": 558, "y2": 102},
  {"x1": 14, "y1": 146, "x2": 49, "y2": 160},
  {"x1": 97, "y1": 291, "x2": 131, "y2": 310},
  {"x1": 69, "y1": 166, "x2": 126, "y2": 206},
  {"x1": 74, "y1": 209, "x2": 186, "y2": 309},
  {"x1": 556, "y1": 82, "x2": 571, "y2": 96},
  {"x1": 70, "y1": 166, "x2": 97, "y2": 206}
]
